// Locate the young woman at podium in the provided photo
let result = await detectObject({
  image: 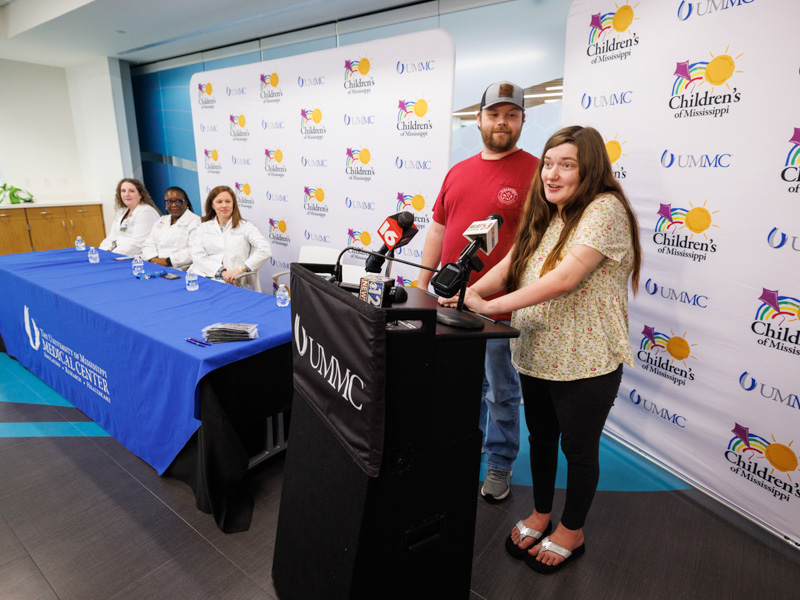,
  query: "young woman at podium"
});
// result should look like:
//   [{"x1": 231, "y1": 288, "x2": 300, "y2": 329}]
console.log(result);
[{"x1": 442, "y1": 125, "x2": 642, "y2": 575}]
